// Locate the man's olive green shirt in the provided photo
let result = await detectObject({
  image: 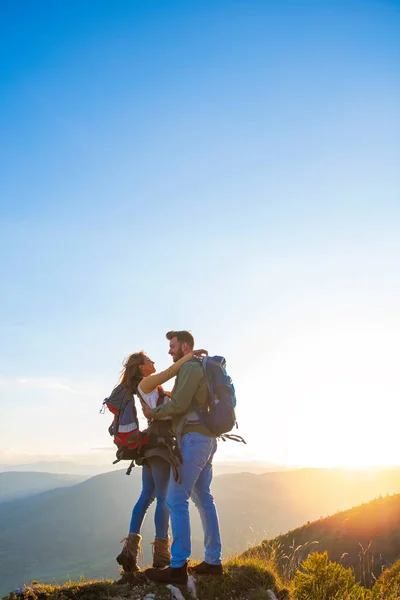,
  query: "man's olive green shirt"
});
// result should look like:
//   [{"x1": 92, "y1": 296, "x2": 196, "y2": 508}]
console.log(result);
[{"x1": 149, "y1": 358, "x2": 214, "y2": 437}]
